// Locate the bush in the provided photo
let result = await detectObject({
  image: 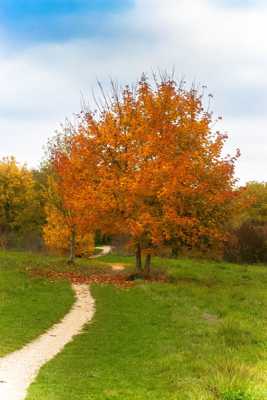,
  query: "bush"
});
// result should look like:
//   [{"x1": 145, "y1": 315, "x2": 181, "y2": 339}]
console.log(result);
[{"x1": 224, "y1": 220, "x2": 267, "y2": 264}]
